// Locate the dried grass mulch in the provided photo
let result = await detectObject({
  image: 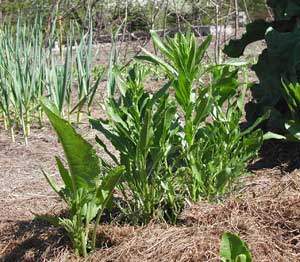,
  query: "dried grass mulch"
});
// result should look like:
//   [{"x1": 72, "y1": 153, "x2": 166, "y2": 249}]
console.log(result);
[{"x1": 1, "y1": 167, "x2": 300, "y2": 262}]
